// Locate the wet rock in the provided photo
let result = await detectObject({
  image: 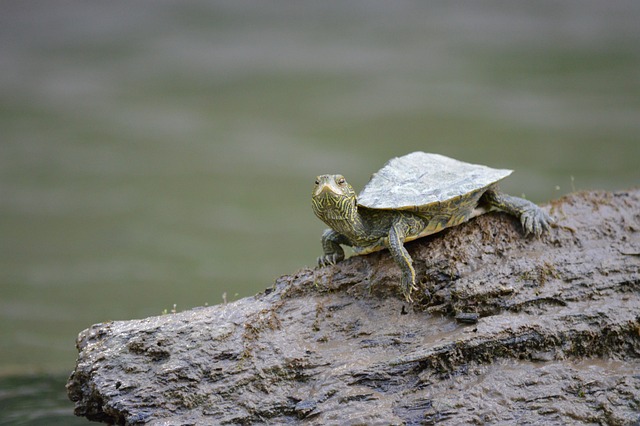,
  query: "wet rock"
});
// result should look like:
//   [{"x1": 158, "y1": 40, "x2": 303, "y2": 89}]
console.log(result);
[{"x1": 67, "y1": 190, "x2": 640, "y2": 425}]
